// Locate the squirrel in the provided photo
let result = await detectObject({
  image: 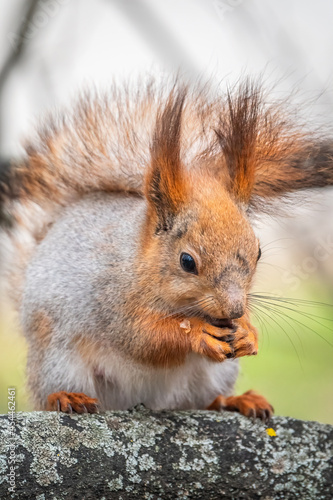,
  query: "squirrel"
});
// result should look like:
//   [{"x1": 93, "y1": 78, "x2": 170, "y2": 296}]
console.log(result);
[{"x1": 1, "y1": 78, "x2": 332, "y2": 420}]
